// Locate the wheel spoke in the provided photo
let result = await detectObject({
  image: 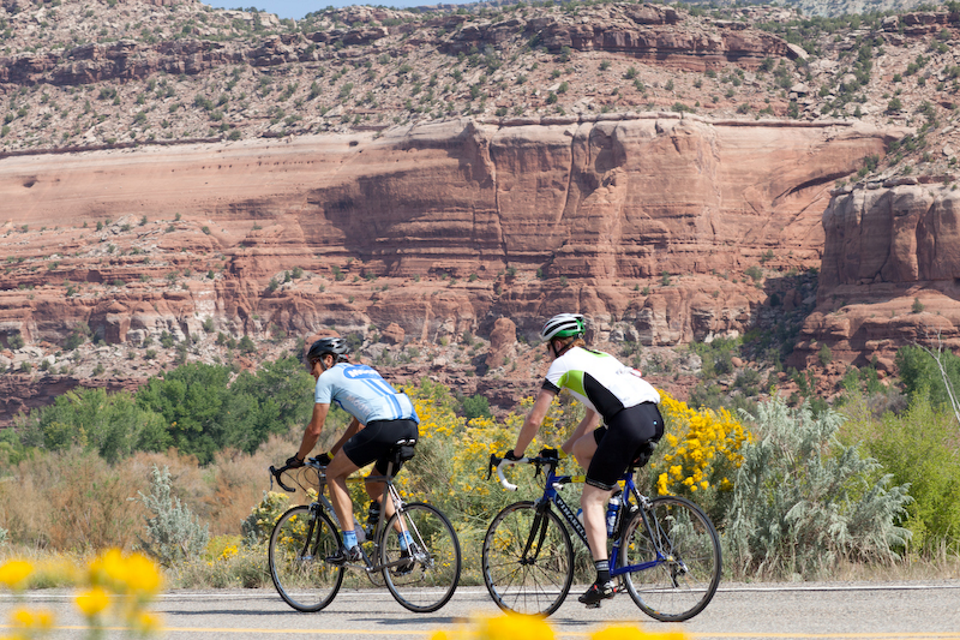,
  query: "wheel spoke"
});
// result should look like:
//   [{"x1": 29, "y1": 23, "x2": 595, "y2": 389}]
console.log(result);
[
  {"x1": 619, "y1": 496, "x2": 721, "y2": 621},
  {"x1": 381, "y1": 503, "x2": 461, "y2": 613},
  {"x1": 482, "y1": 501, "x2": 573, "y2": 617},
  {"x1": 268, "y1": 506, "x2": 343, "y2": 612}
]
